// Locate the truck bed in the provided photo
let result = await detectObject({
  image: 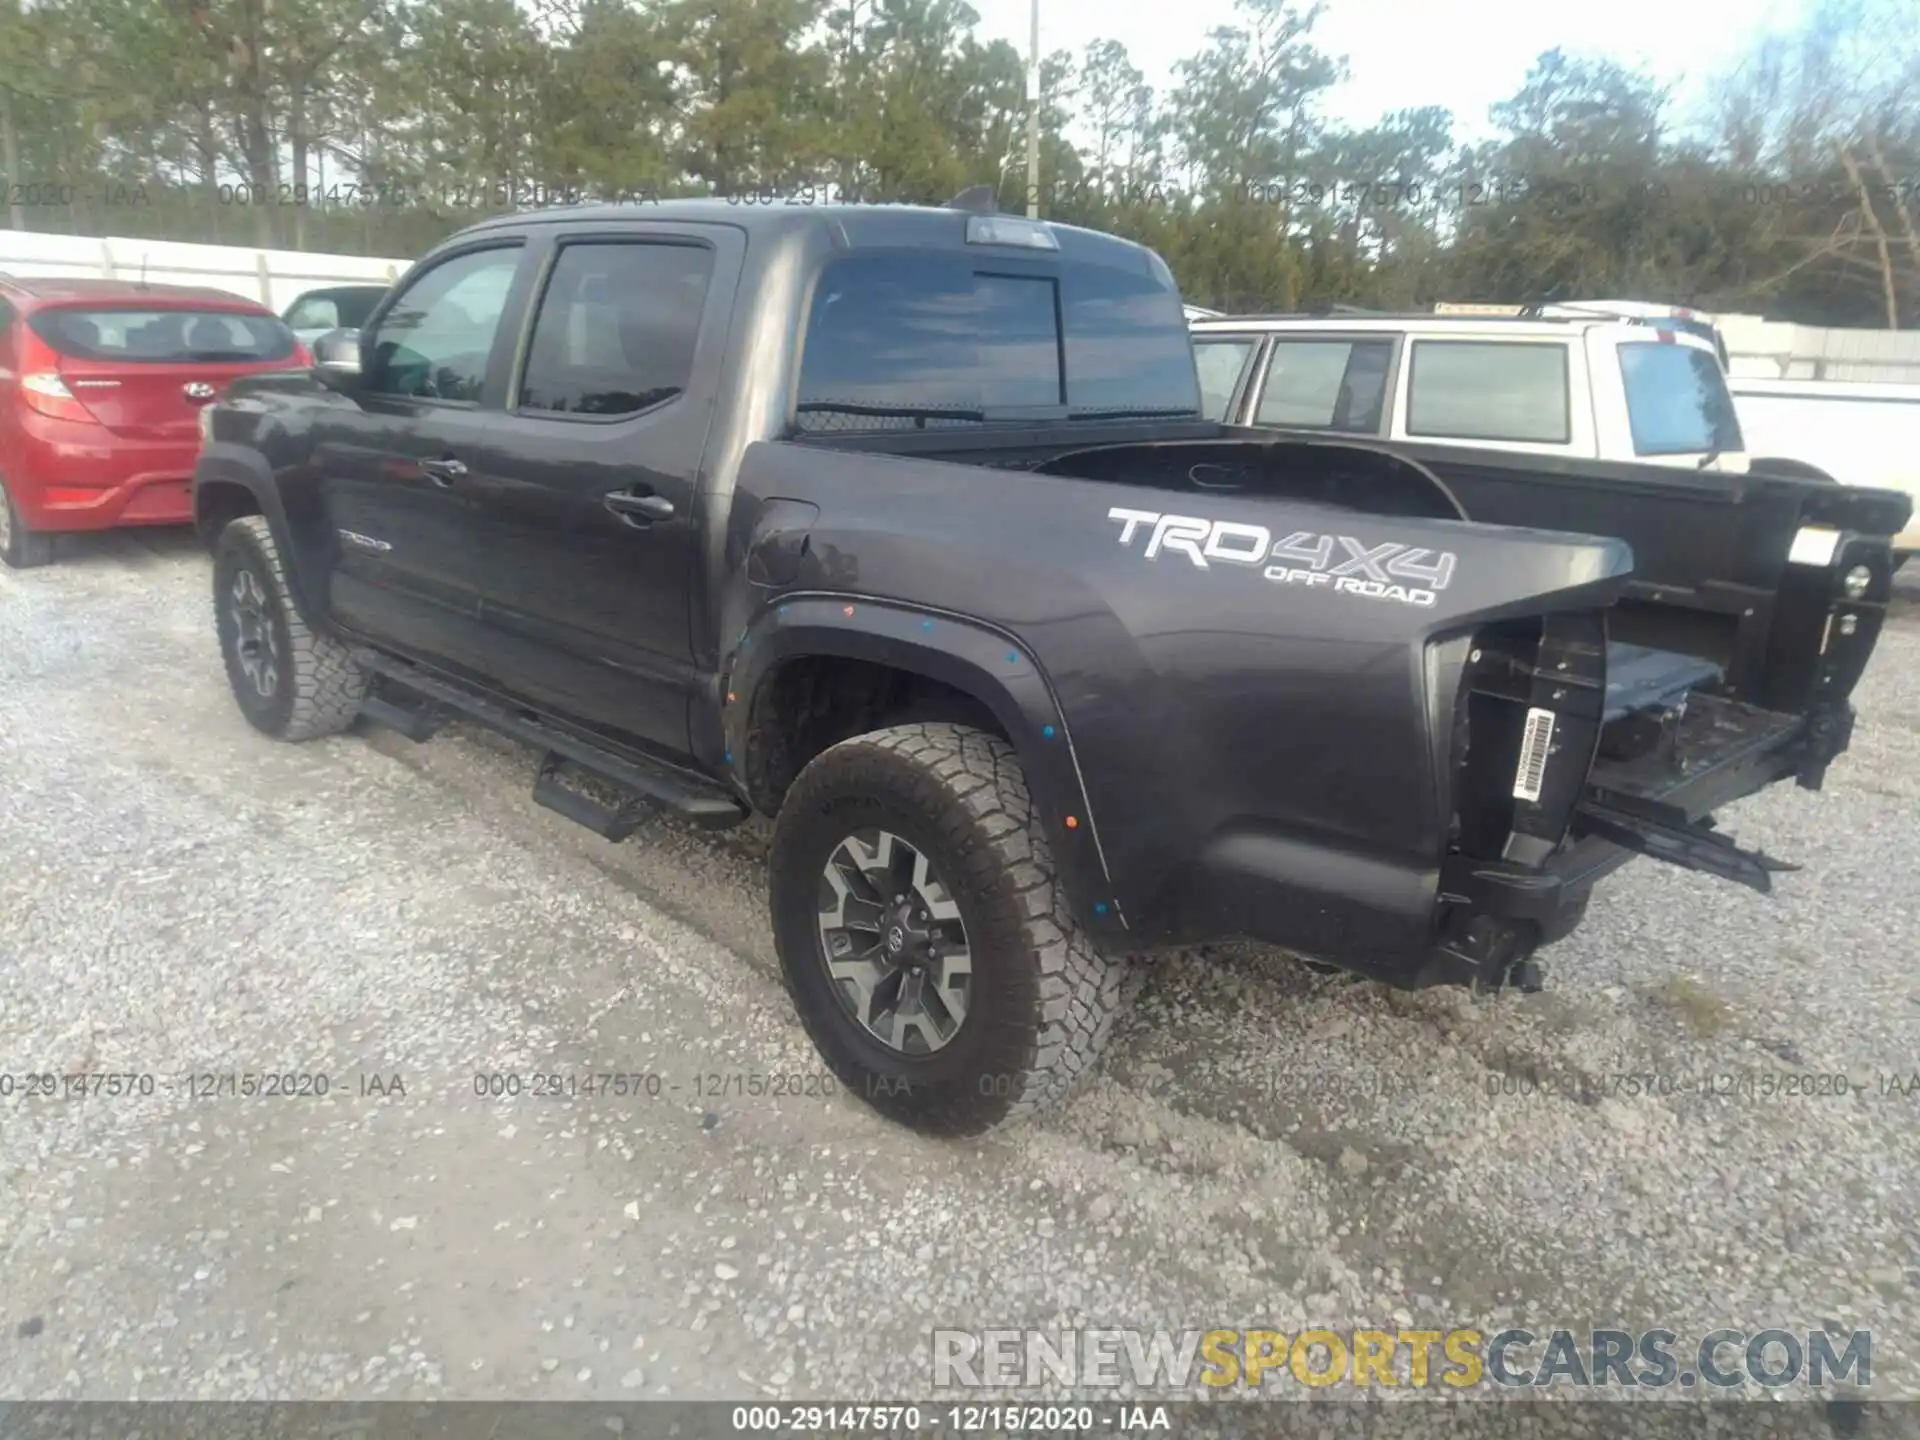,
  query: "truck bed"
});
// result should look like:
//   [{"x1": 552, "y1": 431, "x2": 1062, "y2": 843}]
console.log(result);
[{"x1": 801, "y1": 421, "x2": 1908, "y2": 719}]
